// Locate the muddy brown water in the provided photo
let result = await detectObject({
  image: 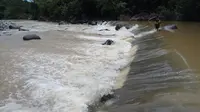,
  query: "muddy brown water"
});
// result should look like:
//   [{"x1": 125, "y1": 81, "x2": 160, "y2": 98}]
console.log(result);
[
  {"x1": 161, "y1": 22, "x2": 200, "y2": 71},
  {"x1": 105, "y1": 21, "x2": 200, "y2": 112}
]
